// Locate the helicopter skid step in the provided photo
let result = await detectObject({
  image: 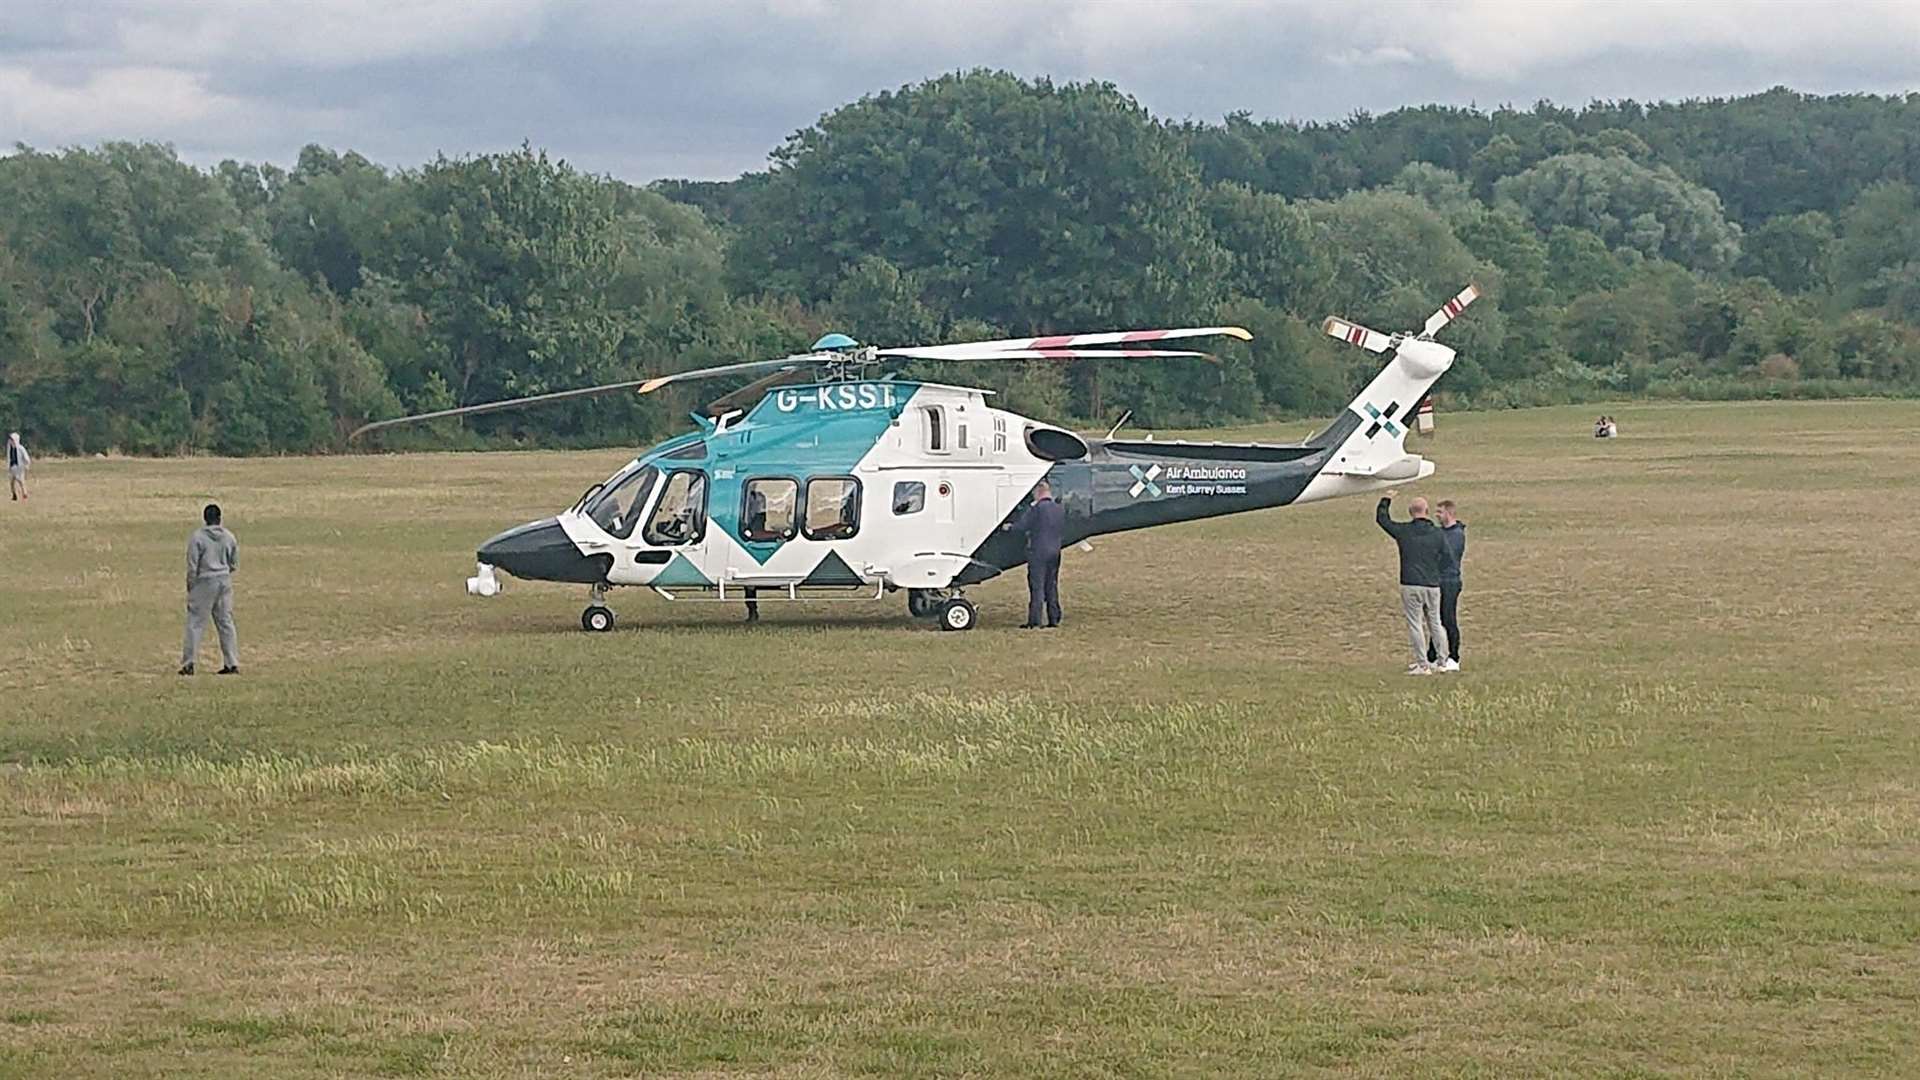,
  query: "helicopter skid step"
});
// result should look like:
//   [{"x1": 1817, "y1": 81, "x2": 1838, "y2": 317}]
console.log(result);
[{"x1": 652, "y1": 581, "x2": 888, "y2": 603}]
